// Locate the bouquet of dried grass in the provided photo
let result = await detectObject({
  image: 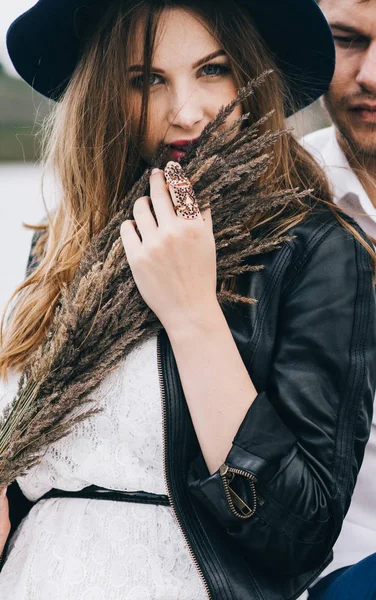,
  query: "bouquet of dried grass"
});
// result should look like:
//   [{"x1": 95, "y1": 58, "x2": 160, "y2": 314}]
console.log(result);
[{"x1": 0, "y1": 74, "x2": 309, "y2": 488}]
